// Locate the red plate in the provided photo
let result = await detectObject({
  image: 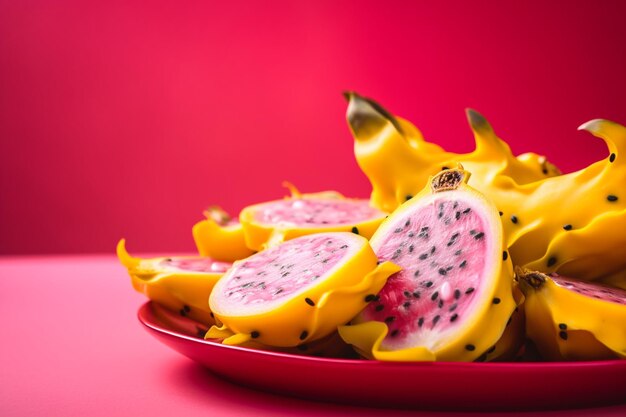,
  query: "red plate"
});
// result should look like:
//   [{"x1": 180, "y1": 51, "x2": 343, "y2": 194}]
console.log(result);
[{"x1": 138, "y1": 302, "x2": 626, "y2": 411}]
